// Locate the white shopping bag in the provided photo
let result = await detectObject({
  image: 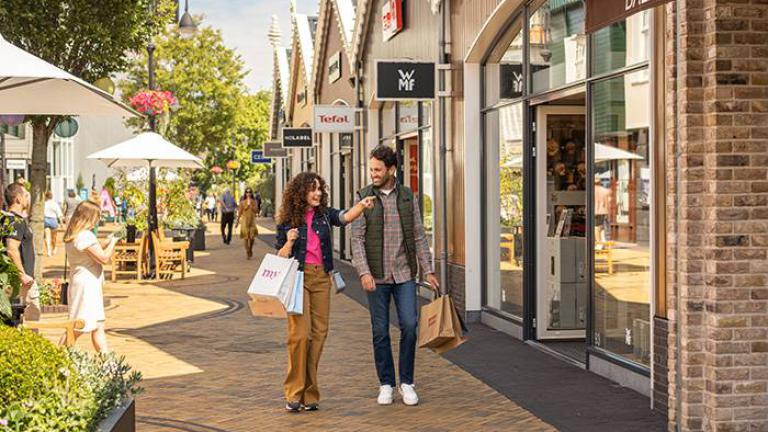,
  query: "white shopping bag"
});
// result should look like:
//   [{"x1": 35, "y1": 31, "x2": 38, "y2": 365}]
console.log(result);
[
  {"x1": 247, "y1": 254, "x2": 299, "y2": 318},
  {"x1": 285, "y1": 271, "x2": 304, "y2": 315}
]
